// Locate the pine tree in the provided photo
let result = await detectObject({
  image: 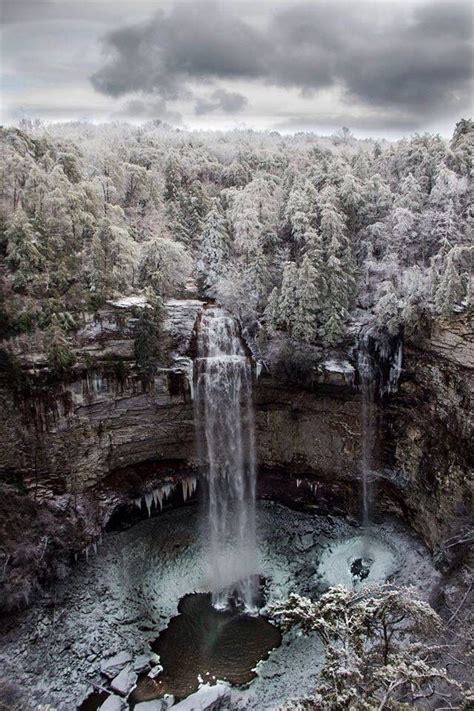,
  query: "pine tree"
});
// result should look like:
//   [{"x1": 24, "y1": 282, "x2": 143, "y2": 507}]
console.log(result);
[
  {"x1": 422, "y1": 198, "x2": 461, "y2": 265},
  {"x1": 293, "y1": 254, "x2": 323, "y2": 343},
  {"x1": 175, "y1": 179, "x2": 210, "y2": 246},
  {"x1": 247, "y1": 242, "x2": 271, "y2": 306},
  {"x1": 434, "y1": 251, "x2": 465, "y2": 316},
  {"x1": 449, "y1": 118, "x2": 474, "y2": 175},
  {"x1": 197, "y1": 202, "x2": 231, "y2": 293},
  {"x1": 89, "y1": 217, "x2": 137, "y2": 301},
  {"x1": 318, "y1": 191, "x2": 355, "y2": 345},
  {"x1": 6, "y1": 208, "x2": 43, "y2": 293},
  {"x1": 278, "y1": 262, "x2": 299, "y2": 332},
  {"x1": 263, "y1": 286, "x2": 281, "y2": 332},
  {"x1": 163, "y1": 155, "x2": 184, "y2": 203},
  {"x1": 339, "y1": 172, "x2": 363, "y2": 232},
  {"x1": 285, "y1": 178, "x2": 319, "y2": 250},
  {"x1": 374, "y1": 281, "x2": 401, "y2": 335},
  {"x1": 394, "y1": 172, "x2": 425, "y2": 213},
  {"x1": 134, "y1": 292, "x2": 163, "y2": 376},
  {"x1": 44, "y1": 314, "x2": 76, "y2": 371}
]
